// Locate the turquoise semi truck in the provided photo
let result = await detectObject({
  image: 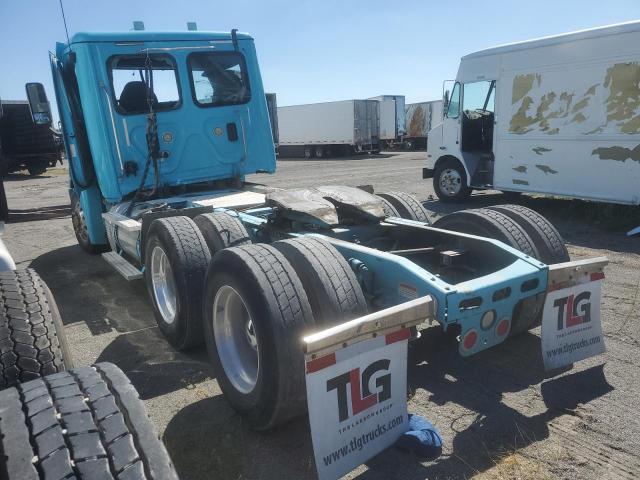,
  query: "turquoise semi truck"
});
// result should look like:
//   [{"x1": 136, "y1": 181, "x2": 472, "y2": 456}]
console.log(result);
[{"x1": 25, "y1": 26, "x2": 605, "y2": 442}]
